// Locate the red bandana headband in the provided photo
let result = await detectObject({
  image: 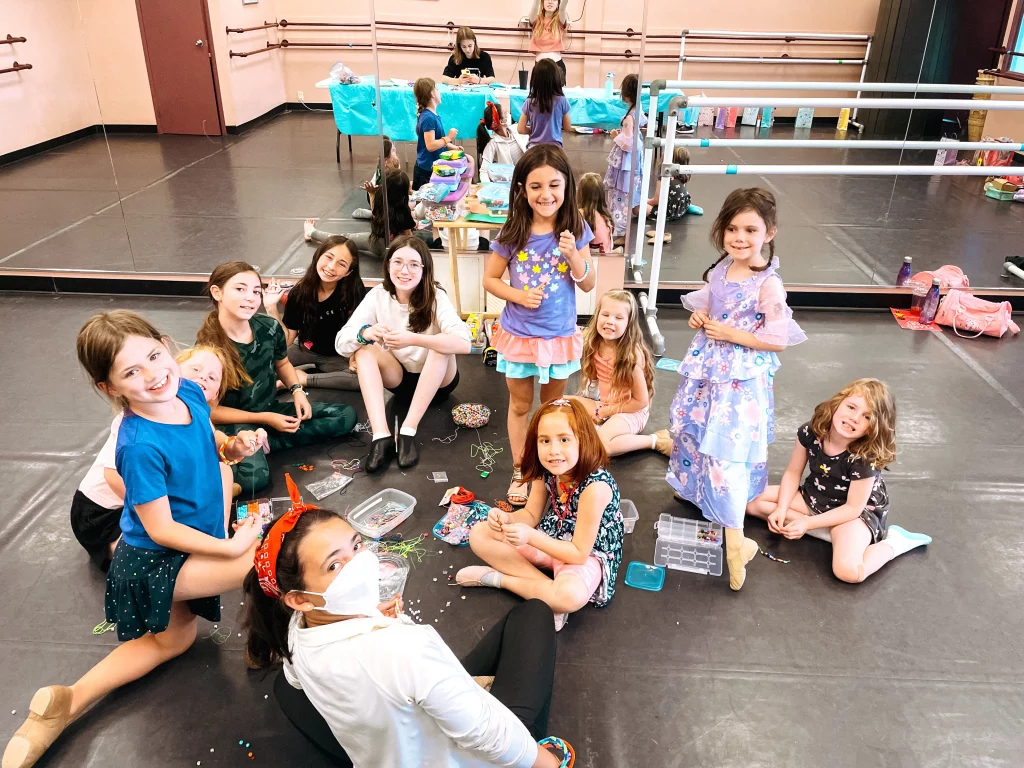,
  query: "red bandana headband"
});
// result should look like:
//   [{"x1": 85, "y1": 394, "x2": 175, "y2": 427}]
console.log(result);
[{"x1": 254, "y1": 473, "x2": 320, "y2": 599}]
